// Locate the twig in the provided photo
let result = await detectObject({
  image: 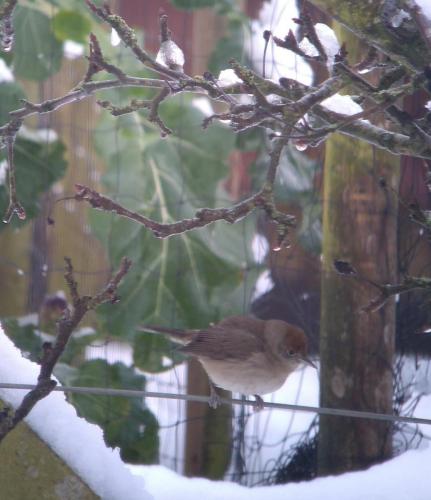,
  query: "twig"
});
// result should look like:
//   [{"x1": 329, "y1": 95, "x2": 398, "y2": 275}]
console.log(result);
[
  {"x1": 85, "y1": 32, "x2": 127, "y2": 82},
  {"x1": 313, "y1": 104, "x2": 431, "y2": 158},
  {"x1": 273, "y1": 30, "x2": 323, "y2": 63},
  {"x1": 291, "y1": 100, "x2": 400, "y2": 148},
  {"x1": 353, "y1": 47, "x2": 378, "y2": 73},
  {"x1": 84, "y1": 30, "x2": 171, "y2": 131},
  {"x1": 85, "y1": 0, "x2": 185, "y2": 81},
  {"x1": 2, "y1": 120, "x2": 25, "y2": 223},
  {"x1": 0, "y1": 257, "x2": 132, "y2": 444},
  {"x1": 148, "y1": 87, "x2": 172, "y2": 136},
  {"x1": 156, "y1": 13, "x2": 184, "y2": 72},
  {"x1": 262, "y1": 30, "x2": 271, "y2": 78},
  {"x1": 230, "y1": 59, "x2": 274, "y2": 110},
  {"x1": 333, "y1": 259, "x2": 431, "y2": 313},
  {"x1": 97, "y1": 98, "x2": 151, "y2": 116},
  {"x1": 73, "y1": 182, "x2": 293, "y2": 240},
  {"x1": 3, "y1": 2, "x2": 431, "y2": 224},
  {"x1": 334, "y1": 62, "x2": 426, "y2": 136},
  {"x1": 288, "y1": 75, "x2": 346, "y2": 115},
  {"x1": 294, "y1": 6, "x2": 328, "y2": 62},
  {"x1": 73, "y1": 135, "x2": 294, "y2": 248}
]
